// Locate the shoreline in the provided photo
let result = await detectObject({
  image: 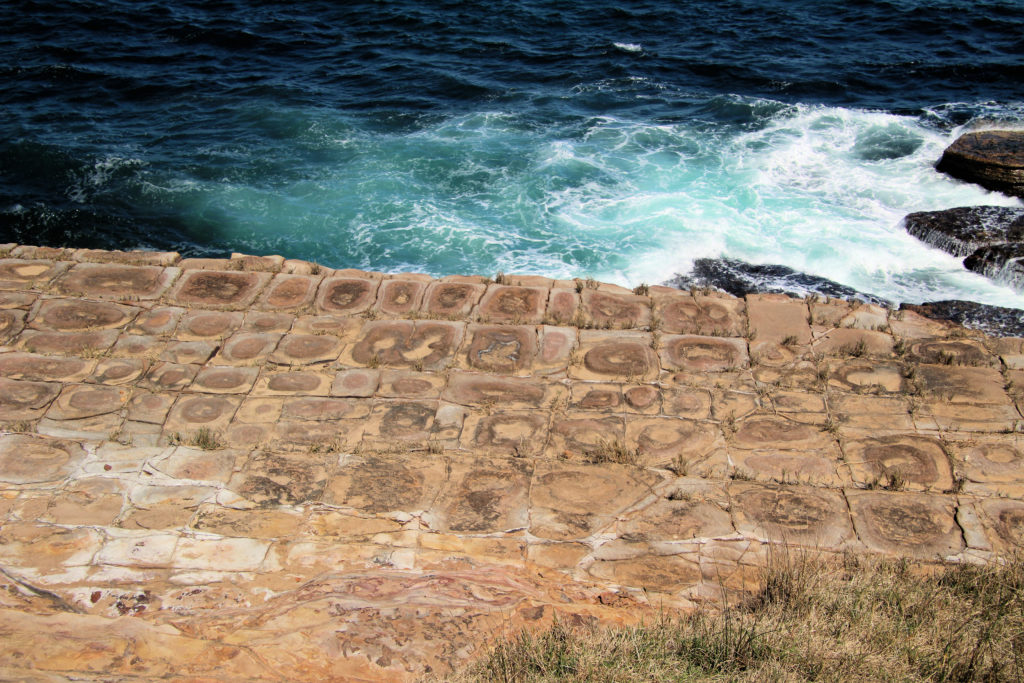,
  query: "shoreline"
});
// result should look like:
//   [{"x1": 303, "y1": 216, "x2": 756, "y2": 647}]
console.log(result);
[{"x1": 2, "y1": 243, "x2": 1024, "y2": 678}]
